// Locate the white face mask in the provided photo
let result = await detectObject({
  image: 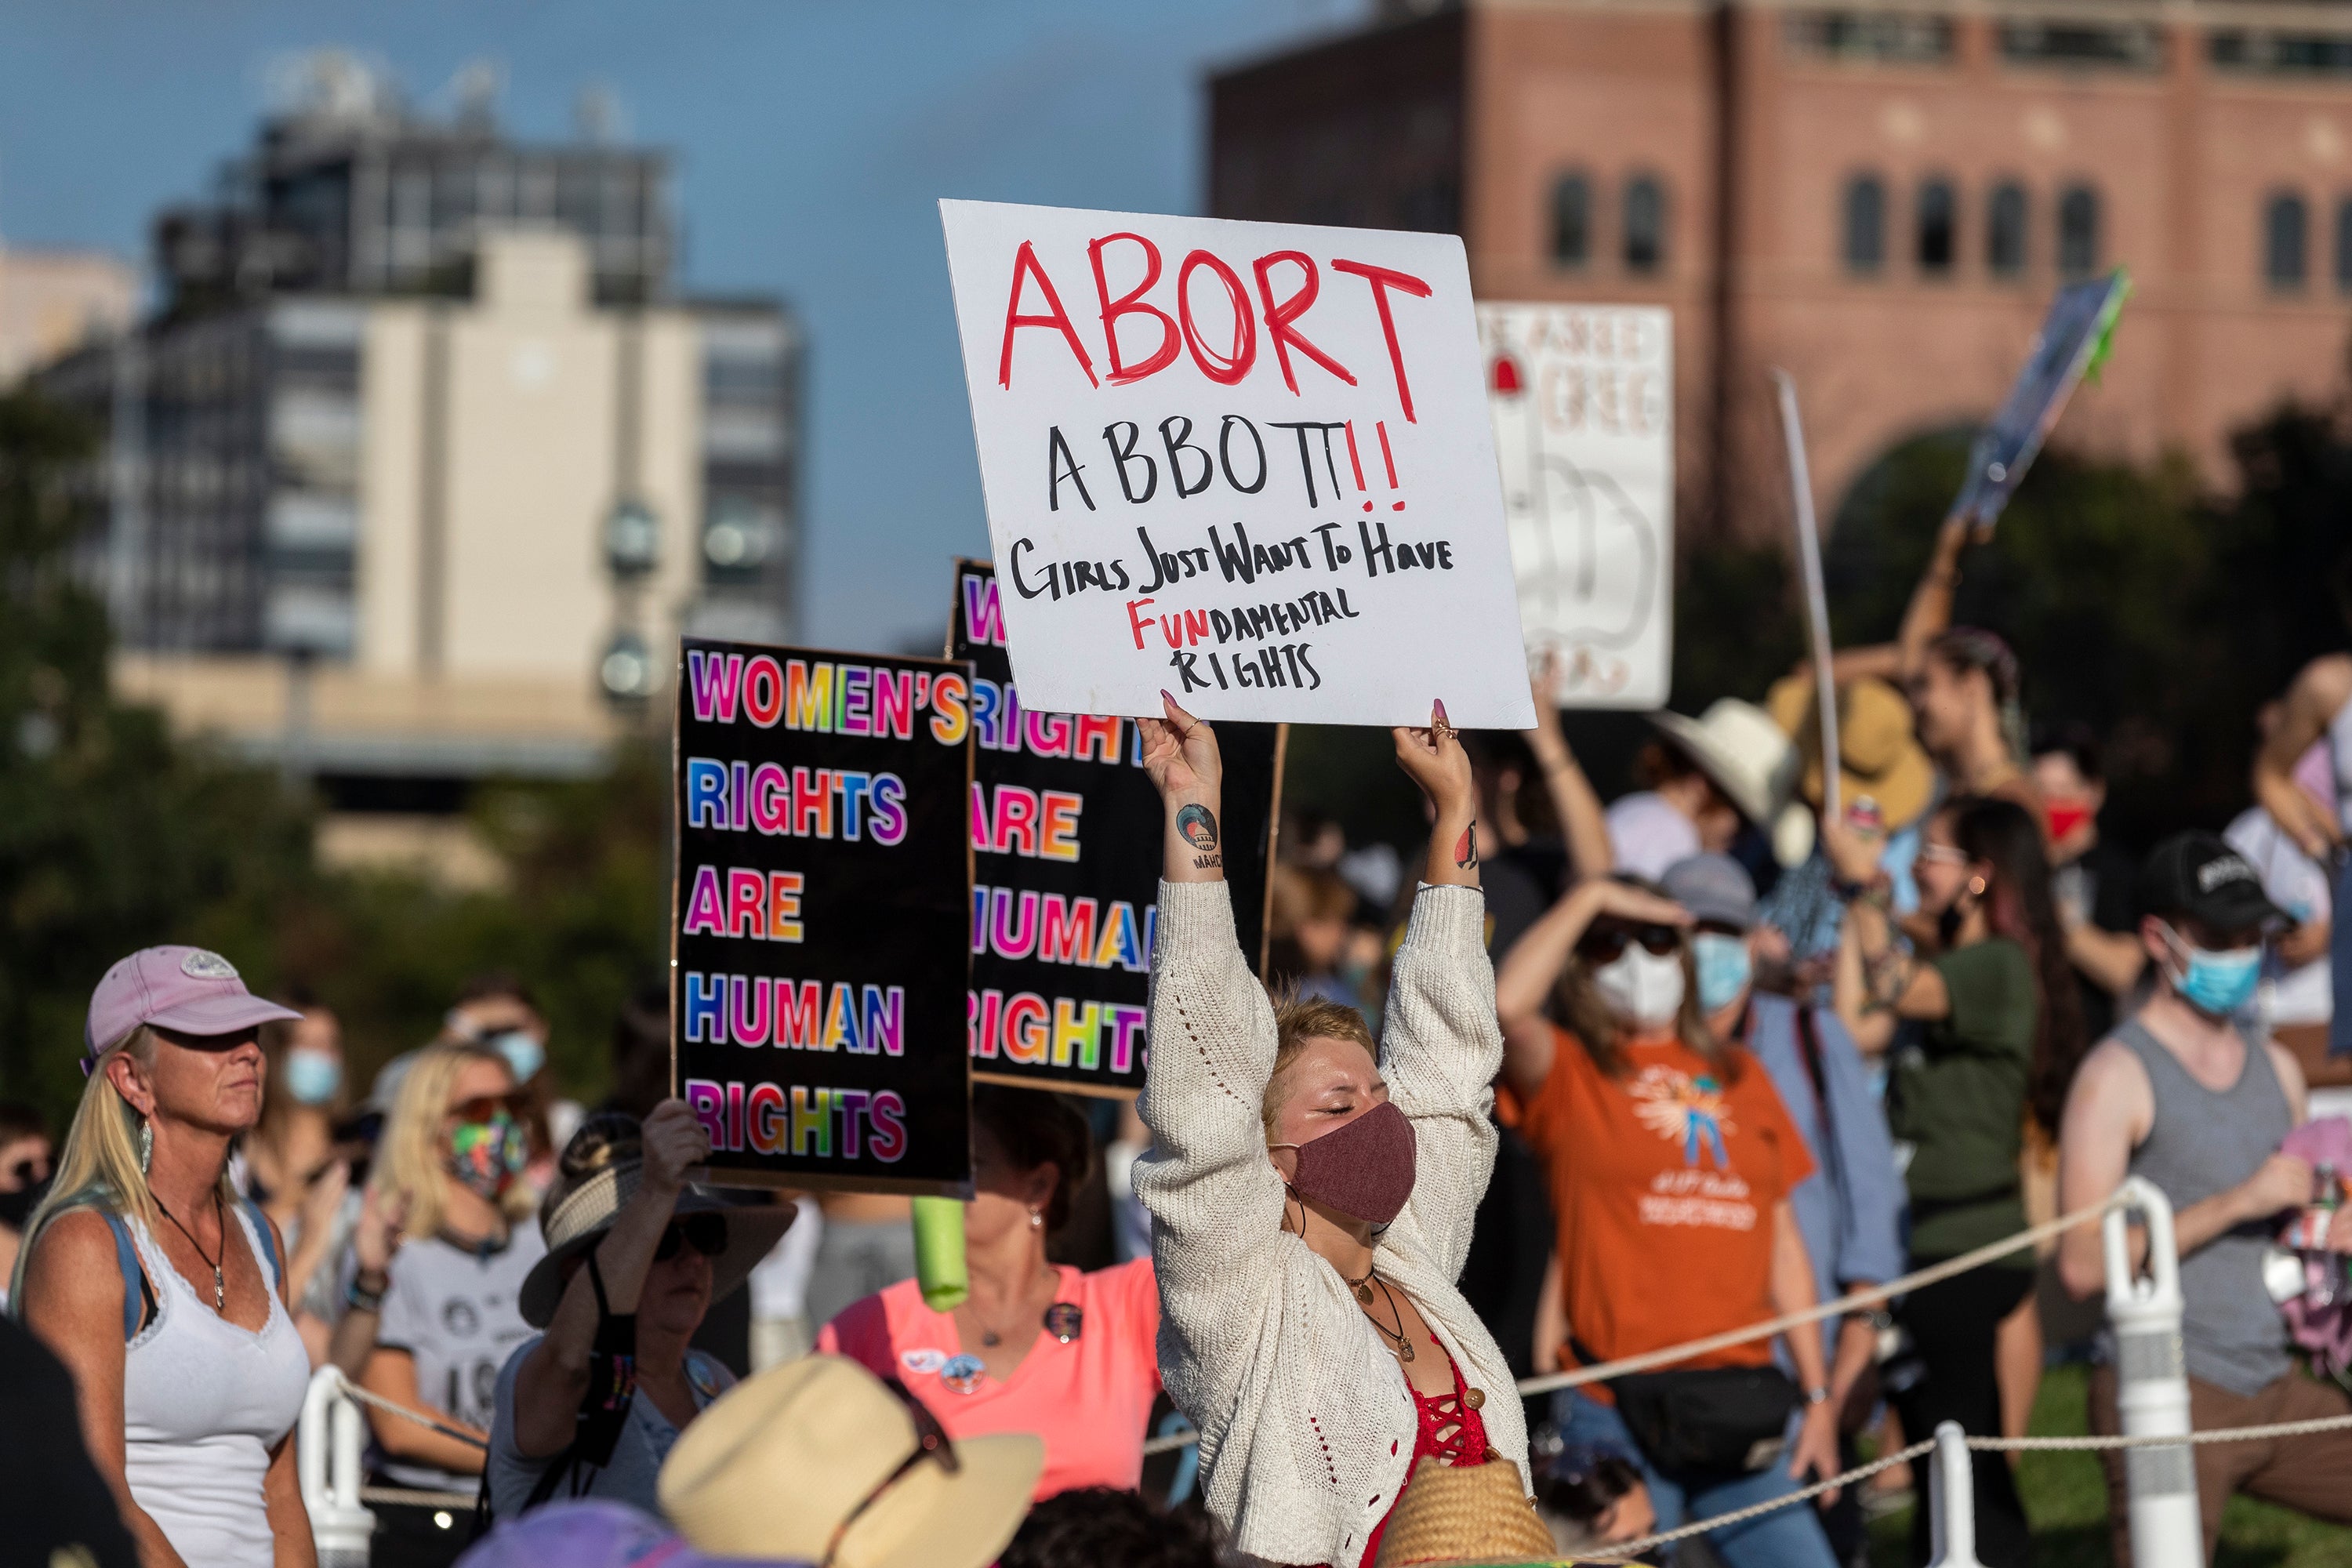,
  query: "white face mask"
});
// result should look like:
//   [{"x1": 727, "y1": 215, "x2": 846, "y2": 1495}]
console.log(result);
[{"x1": 1592, "y1": 945, "x2": 1686, "y2": 1029}]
